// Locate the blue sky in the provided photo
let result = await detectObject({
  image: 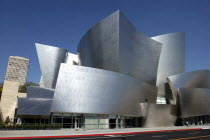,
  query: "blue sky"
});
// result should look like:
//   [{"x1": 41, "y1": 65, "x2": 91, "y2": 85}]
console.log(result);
[{"x1": 0, "y1": 0, "x2": 210, "y2": 84}]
